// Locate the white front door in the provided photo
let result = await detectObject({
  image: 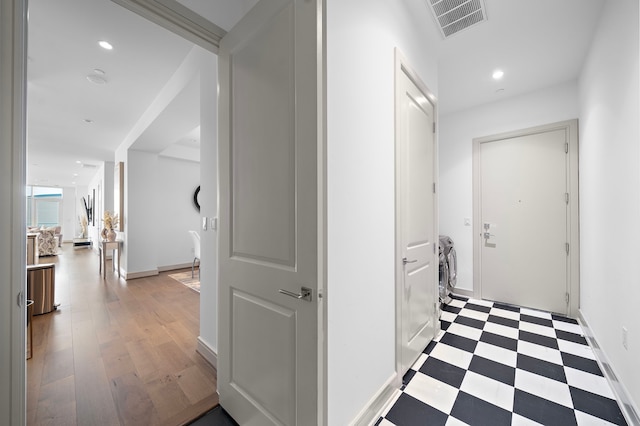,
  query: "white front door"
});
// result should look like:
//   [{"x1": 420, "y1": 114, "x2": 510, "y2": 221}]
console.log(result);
[
  {"x1": 217, "y1": 0, "x2": 320, "y2": 425},
  {"x1": 476, "y1": 124, "x2": 571, "y2": 314},
  {"x1": 396, "y1": 55, "x2": 438, "y2": 376}
]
